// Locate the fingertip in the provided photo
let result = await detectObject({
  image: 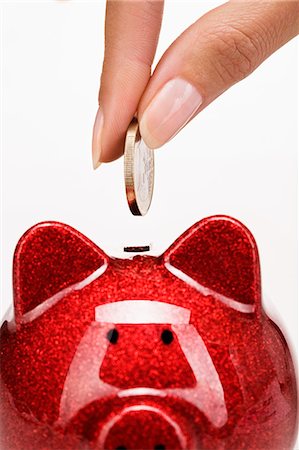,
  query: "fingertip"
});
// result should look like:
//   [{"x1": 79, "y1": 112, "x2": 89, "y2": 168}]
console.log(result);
[
  {"x1": 139, "y1": 114, "x2": 161, "y2": 150},
  {"x1": 92, "y1": 107, "x2": 104, "y2": 169},
  {"x1": 99, "y1": 130, "x2": 126, "y2": 163},
  {"x1": 93, "y1": 160, "x2": 102, "y2": 170},
  {"x1": 139, "y1": 78, "x2": 203, "y2": 150}
]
